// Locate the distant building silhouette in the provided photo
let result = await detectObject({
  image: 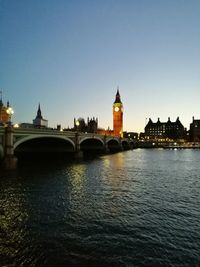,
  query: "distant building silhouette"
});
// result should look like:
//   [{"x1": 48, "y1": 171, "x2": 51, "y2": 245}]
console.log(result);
[
  {"x1": 113, "y1": 89, "x2": 123, "y2": 137},
  {"x1": 145, "y1": 117, "x2": 185, "y2": 140},
  {"x1": 87, "y1": 117, "x2": 98, "y2": 133},
  {"x1": 74, "y1": 117, "x2": 98, "y2": 133},
  {"x1": 33, "y1": 104, "x2": 48, "y2": 128},
  {"x1": 189, "y1": 117, "x2": 200, "y2": 141}
]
